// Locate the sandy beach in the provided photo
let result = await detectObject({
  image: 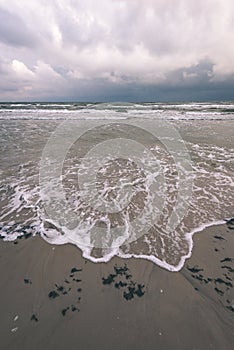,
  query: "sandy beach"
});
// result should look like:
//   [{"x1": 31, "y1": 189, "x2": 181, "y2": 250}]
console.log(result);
[{"x1": 0, "y1": 222, "x2": 233, "y2": 350}]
